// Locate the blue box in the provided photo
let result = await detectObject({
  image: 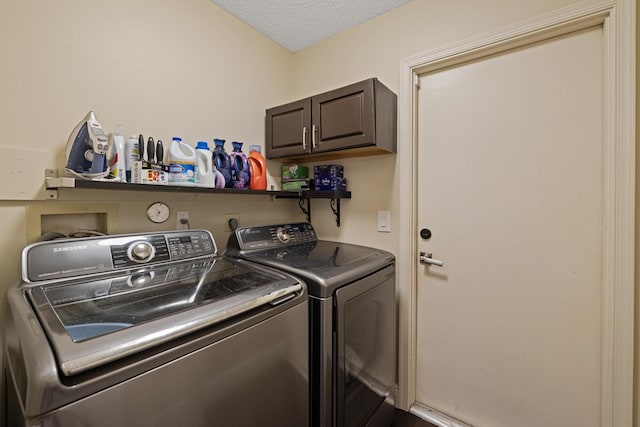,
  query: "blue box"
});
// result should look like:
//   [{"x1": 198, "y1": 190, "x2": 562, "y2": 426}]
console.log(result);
[
  {"x1": 313, "y1": 164, "x2": 344, "y2": 179},
  {"x1": 315, "y1": 176, "x2": 346, "y2": 191},
  {"x1": 314, "y1": 165, "x2": 346, "y2": 190}
]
